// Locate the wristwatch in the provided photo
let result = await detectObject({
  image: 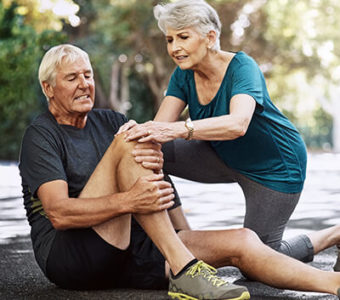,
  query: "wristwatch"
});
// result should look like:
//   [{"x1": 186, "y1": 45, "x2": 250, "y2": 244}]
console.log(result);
[{"x1": 185, "y1": 118, "x2": 194, "y2": 140}]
